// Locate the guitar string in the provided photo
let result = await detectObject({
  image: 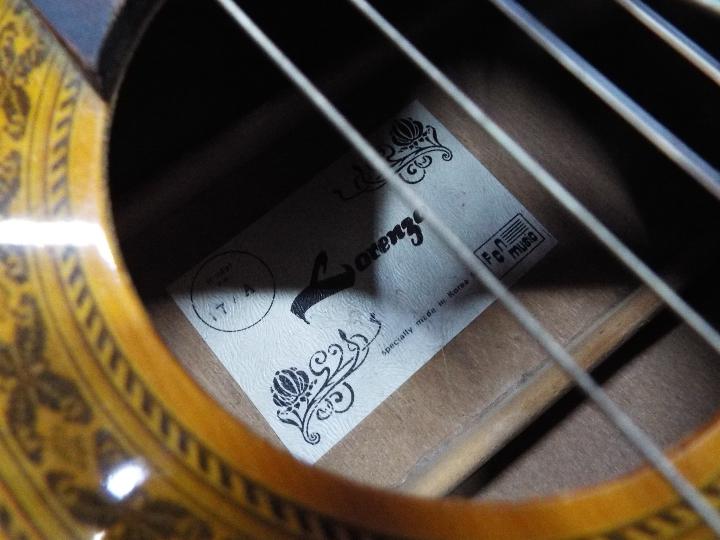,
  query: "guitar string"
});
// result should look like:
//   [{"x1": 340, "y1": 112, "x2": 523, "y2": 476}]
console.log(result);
[
  {"x1": 214, "y1": 0, "x2": 720, "y2": 533},
  {"x1": 614, "y1": 0, "x2": 720, "y2": 86},
  {"x1": 490, "y1": 0, "x2": 720, "y2": 199},
  {"x1": 346, "y1": 0, "x2": 720, "y2": 523},
  {"x1": 348, "y1": 0, "x2": 720, "y2": 364},
  {"x1": 689, "y1": 0, "x2": 720, "y2": 16}
]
